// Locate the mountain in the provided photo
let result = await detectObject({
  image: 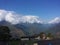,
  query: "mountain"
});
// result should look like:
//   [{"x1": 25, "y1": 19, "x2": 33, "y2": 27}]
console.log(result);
[
  {"x1": 0, "y1": 20, "x2": 48, "y2": 36},
  {"x1": 45, "y1": 23, "x2": 60, "y2": 37},
  {"x1": 14, "y1": 23, "x2": 50, "y2": 36},
  {"x1": 0, "y1": 21, "x2": 26, "y2": 38},
  {"x1": 0, "y1": 9, "x2": 60, "y2": 37},
  {"x1": 0, "y1": 9, "x2": 46, "y2": 36},
  {"x1": 0, "y1": 20, "x2": 60, "y2": 36},
  {"x1": 46, "y1": 17, "x2": 60, "y2": 35},
  {"x1": 0, "y1": 10, "x2": 45, "y2": 36}
]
